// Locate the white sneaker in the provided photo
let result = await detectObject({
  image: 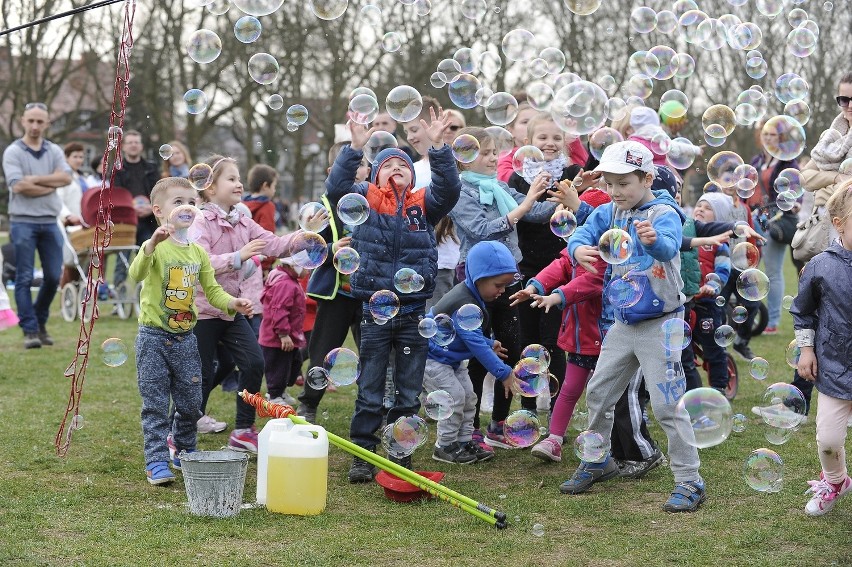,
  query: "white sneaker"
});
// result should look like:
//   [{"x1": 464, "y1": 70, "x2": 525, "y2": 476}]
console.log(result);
[
  {"x1": 197, "y1": 414, "x2": 227, "y2": 434},
  {"x1": 267, "y1": 393, "x2": 298, "y2": 407},
  {"x1": 751, "y1": 404, "x2": 808, "y2": 425},
  {"x1": 805, "y1": 474, "x2": 852, "y2": 516}
]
